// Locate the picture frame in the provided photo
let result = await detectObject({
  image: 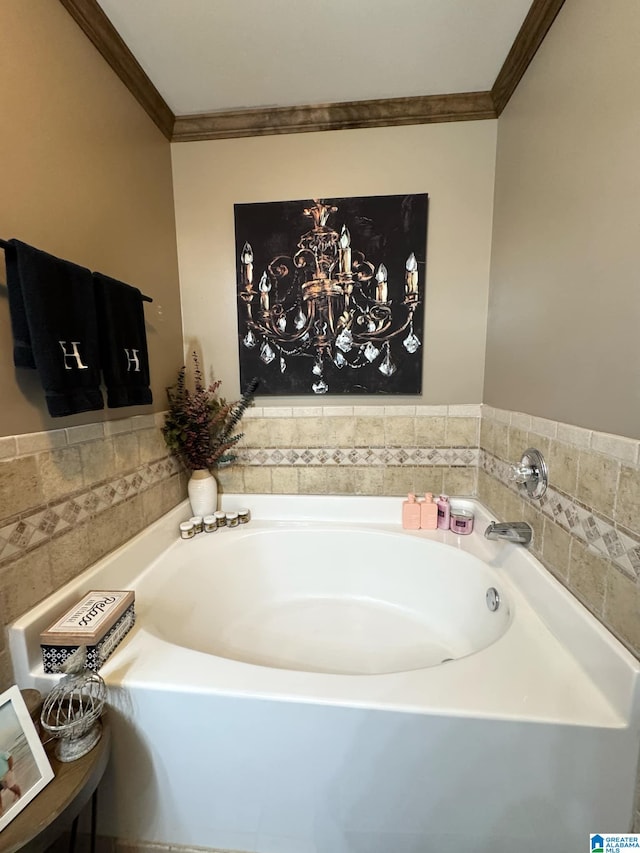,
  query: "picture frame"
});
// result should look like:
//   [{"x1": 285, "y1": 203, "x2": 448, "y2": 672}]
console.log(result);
[
  {"x1": 234, "y1": 194, "x2": 428, "y2": 396},
  {"x1": 0, "y1": 684, "x2": 54, "y2": 831}
]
